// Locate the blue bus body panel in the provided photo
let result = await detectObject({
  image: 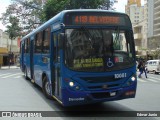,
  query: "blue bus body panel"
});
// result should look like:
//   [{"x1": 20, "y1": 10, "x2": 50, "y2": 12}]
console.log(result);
[
  {"x1": 60, "y1": 65, "x2": 137, "y2": 106},
  {"x1": 23, "y1": 54, "x2": 30, "y2": 76}
]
